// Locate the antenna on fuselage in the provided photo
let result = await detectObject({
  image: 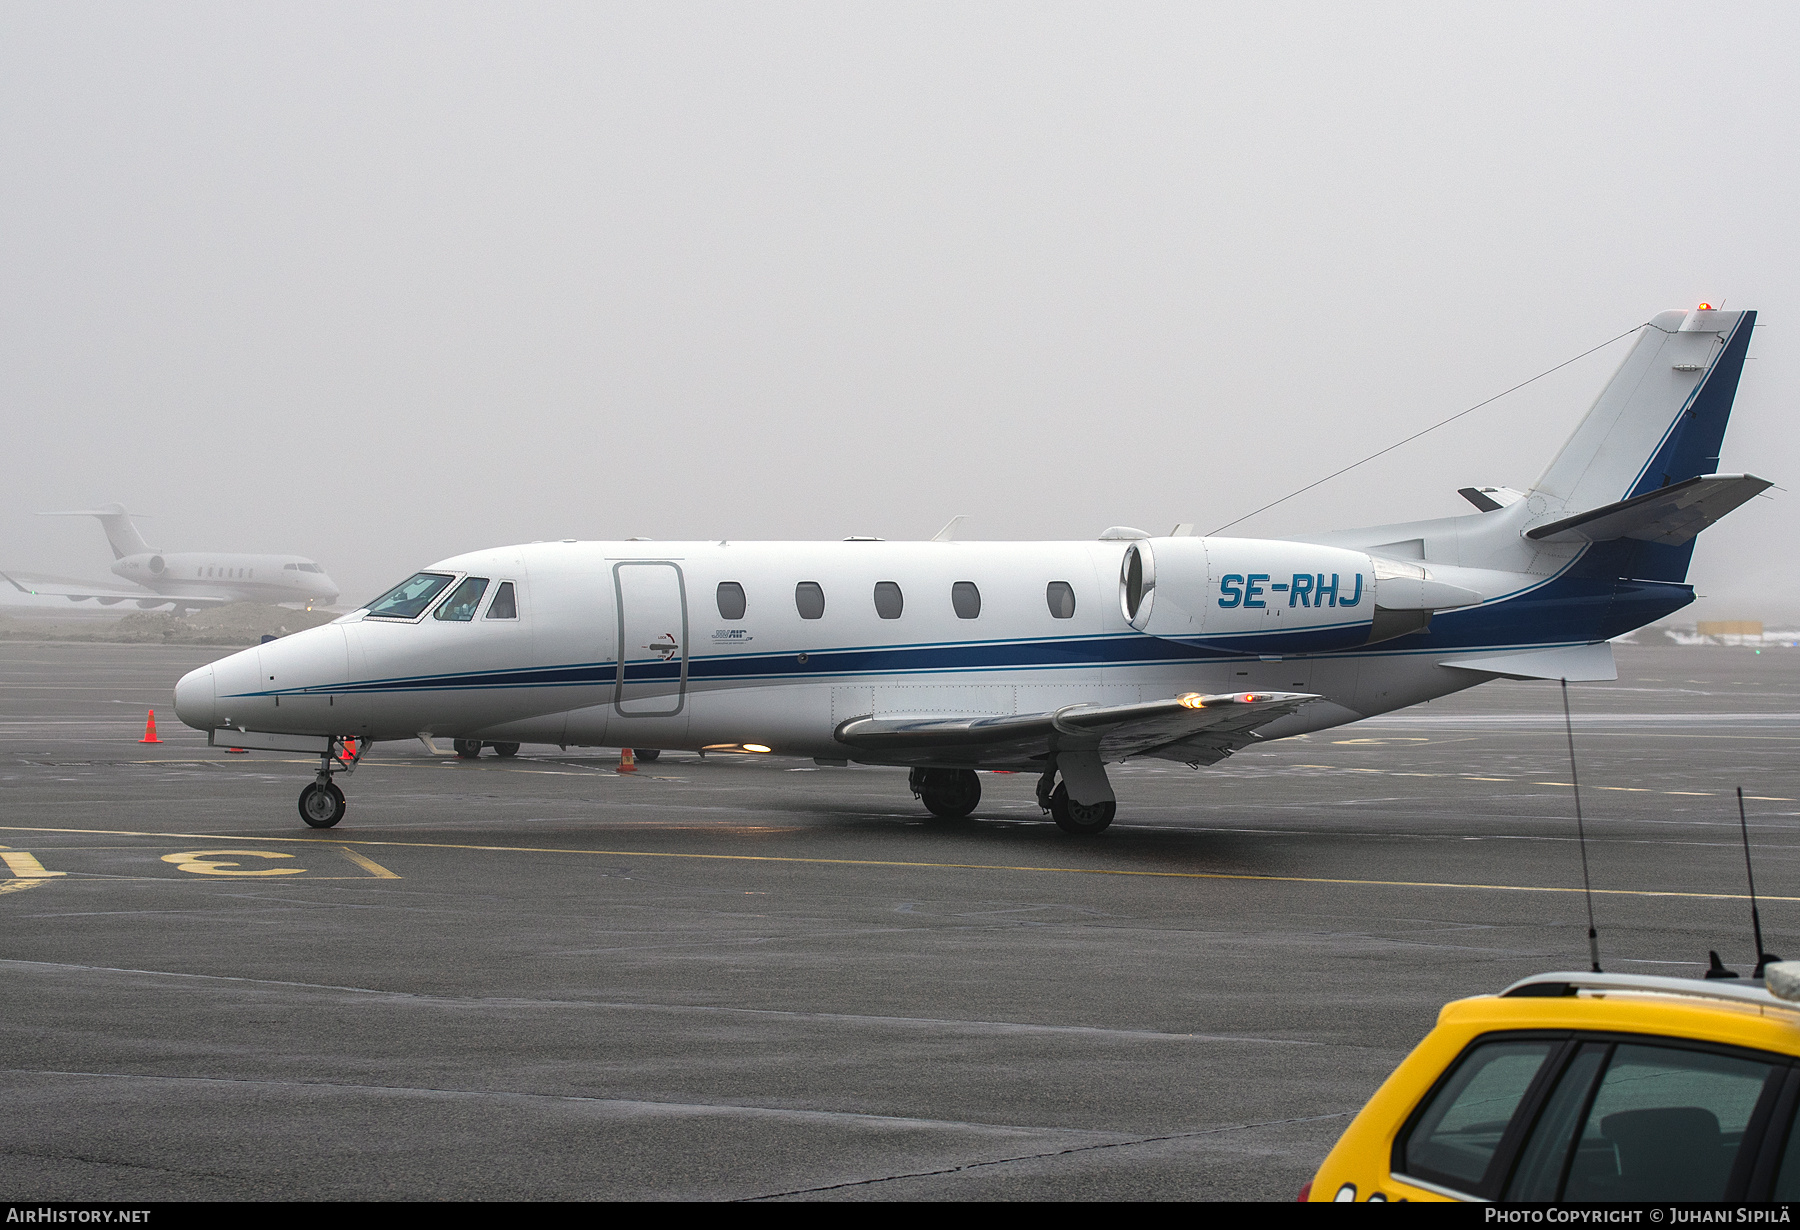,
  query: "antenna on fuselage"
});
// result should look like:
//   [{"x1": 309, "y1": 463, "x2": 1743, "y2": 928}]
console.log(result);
[
  {"x1": 1736, "y1": 786, "x2": 1782, "y2": 977},
  {"x1": 1561, "y1": 678, "x2": 1602, "y2": 973}
]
